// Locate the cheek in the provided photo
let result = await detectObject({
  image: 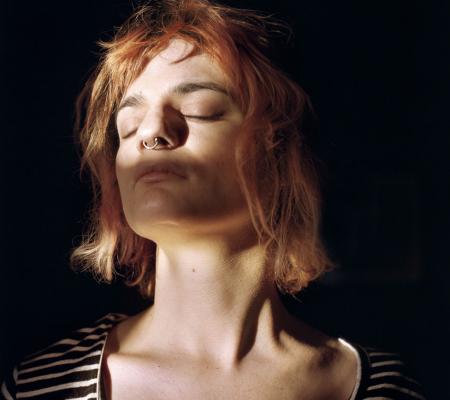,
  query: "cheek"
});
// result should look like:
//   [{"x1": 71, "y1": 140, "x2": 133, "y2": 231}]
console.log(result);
[
  {"x1": 197, "y1": 121, "x2": 241, "y2": 162},
  {"x1": 115, "y1": 149, "x2": 125, "y2": 183},
  {"x1": 199, "y1": 123, "x2": 243, "y2": 186},
  {"x1": 202, "y1": 146, "x2": 244, "y2": 202},
  {"x1": 115, "y1": 146, "x2": 135, "y2": 200}
]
